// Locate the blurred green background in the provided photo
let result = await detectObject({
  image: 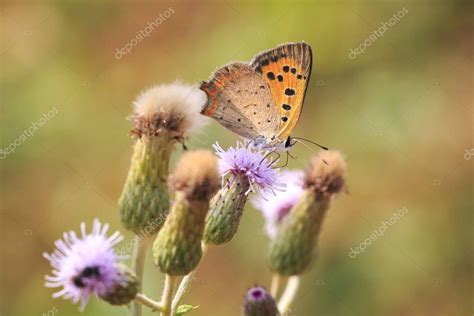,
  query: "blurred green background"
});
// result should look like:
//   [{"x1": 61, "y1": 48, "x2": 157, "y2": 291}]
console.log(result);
[{"x1": 1, "y1": 0, "x2": 472, "y2": 315}]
